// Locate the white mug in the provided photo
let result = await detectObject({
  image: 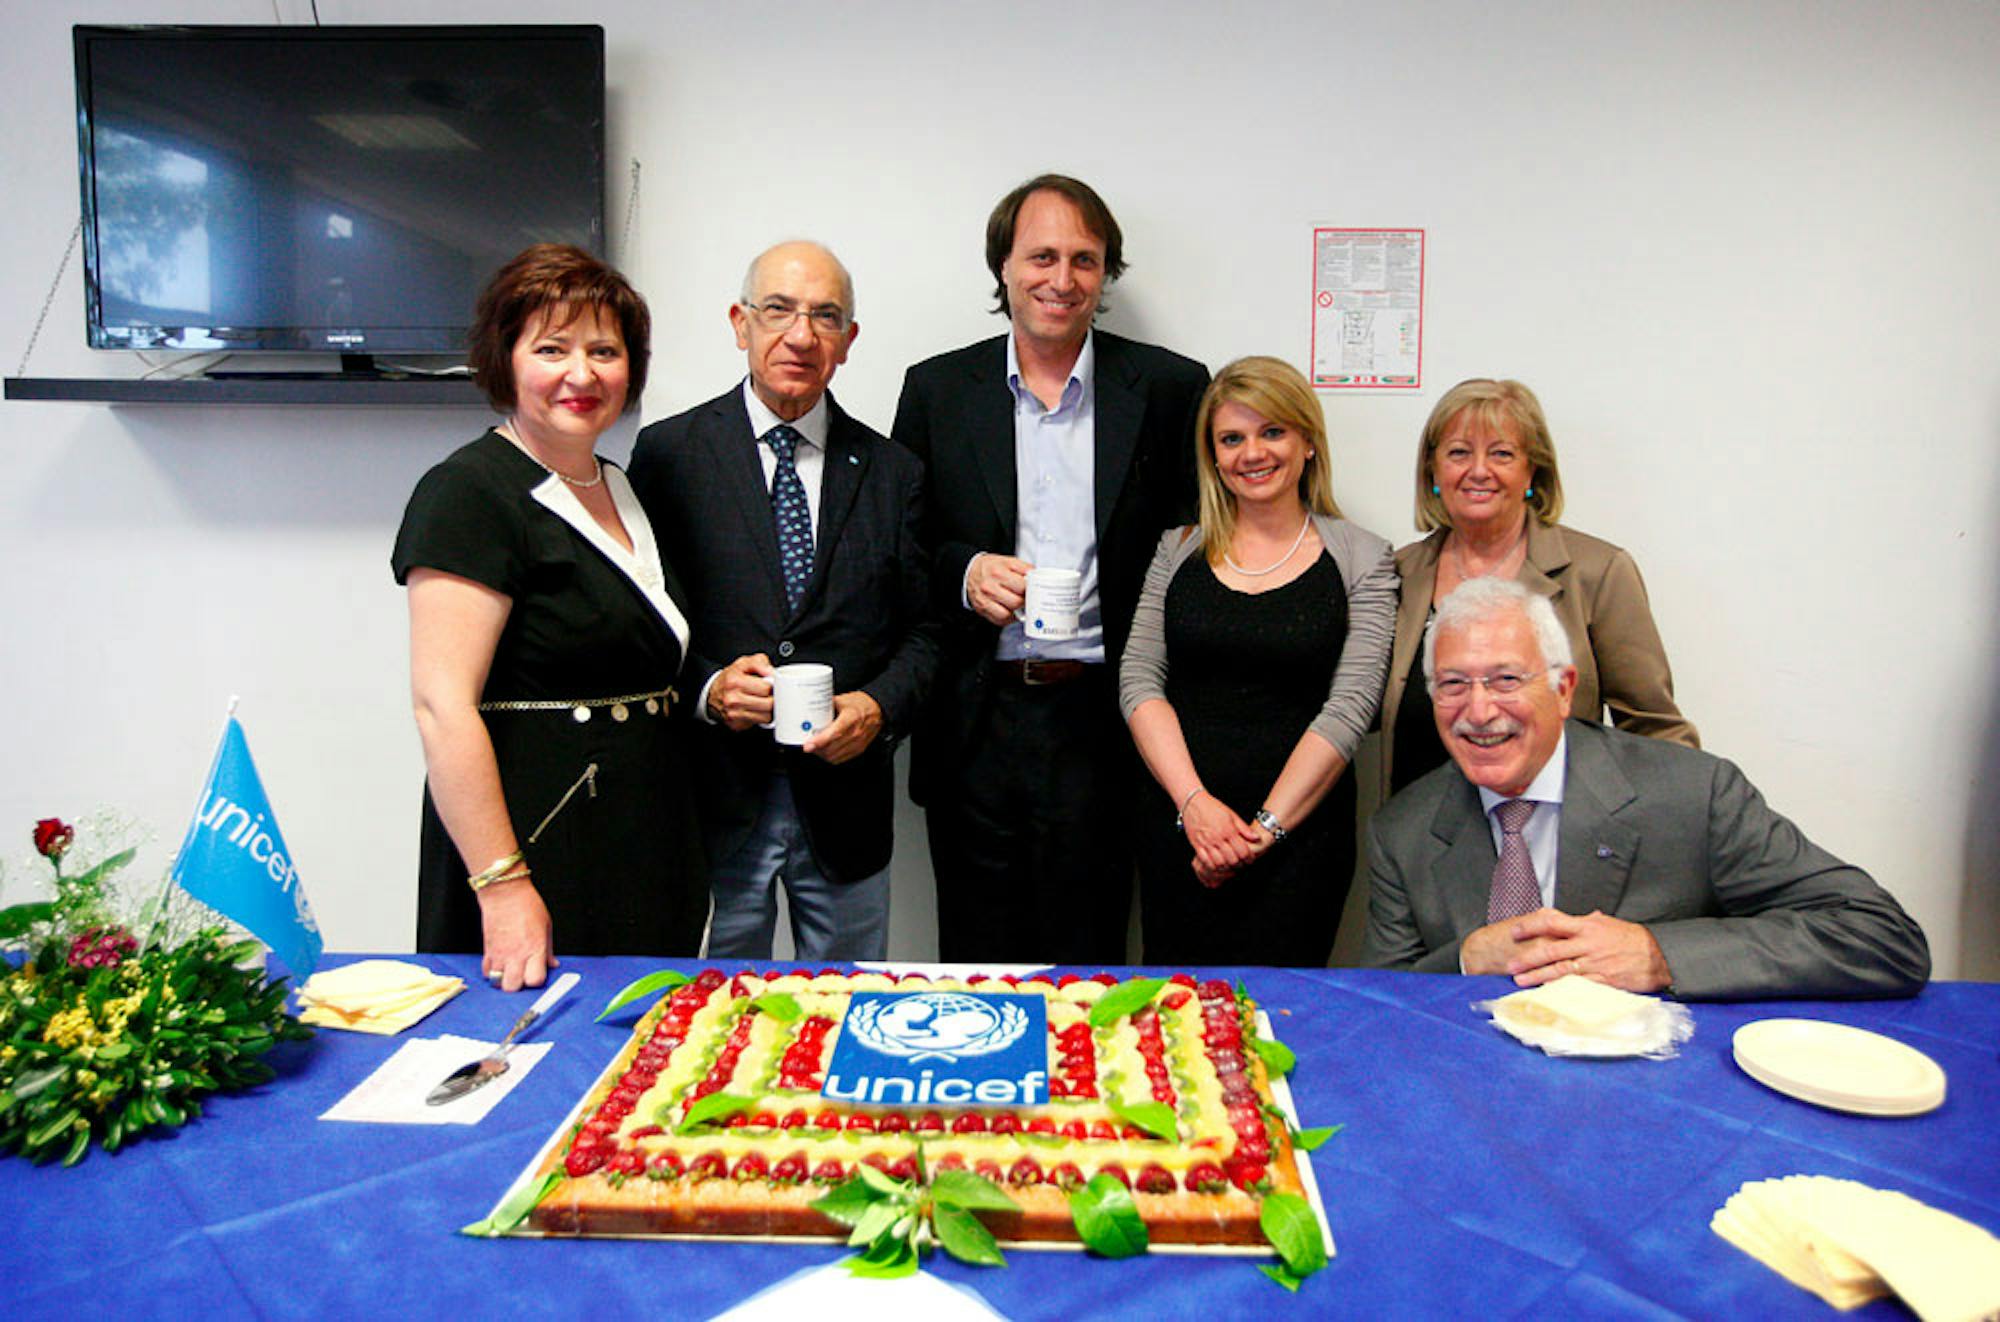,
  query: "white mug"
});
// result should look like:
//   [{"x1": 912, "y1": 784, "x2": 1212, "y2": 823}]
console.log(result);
[
  {"x1": 1019, "y1": 568, "x2": 1083, "y2": 641},
  {"x1": 766, "y1": 663, "x2": 835, "y2": 746}
]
